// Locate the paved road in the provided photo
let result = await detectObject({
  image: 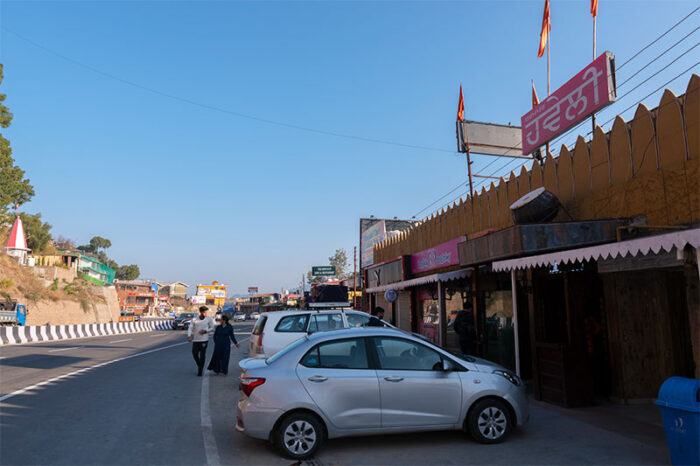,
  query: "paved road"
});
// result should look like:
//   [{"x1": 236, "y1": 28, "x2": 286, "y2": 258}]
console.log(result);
[{"x1": 0, "y1": 322, "x2": 669, "y2": 465}]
